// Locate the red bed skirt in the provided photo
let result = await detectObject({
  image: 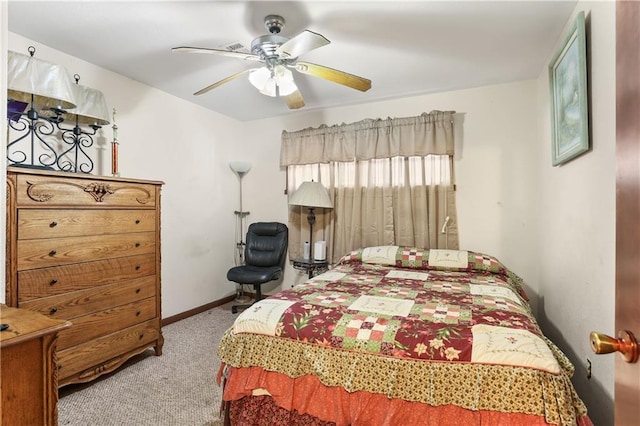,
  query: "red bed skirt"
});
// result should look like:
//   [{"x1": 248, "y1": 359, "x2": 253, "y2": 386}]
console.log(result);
[
  {"x1": 220, "y1": 365, "x2": 594, "y2": 426},
  {"x1": 229, "y1": 395, "x2": 335, "y2": 425}
]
